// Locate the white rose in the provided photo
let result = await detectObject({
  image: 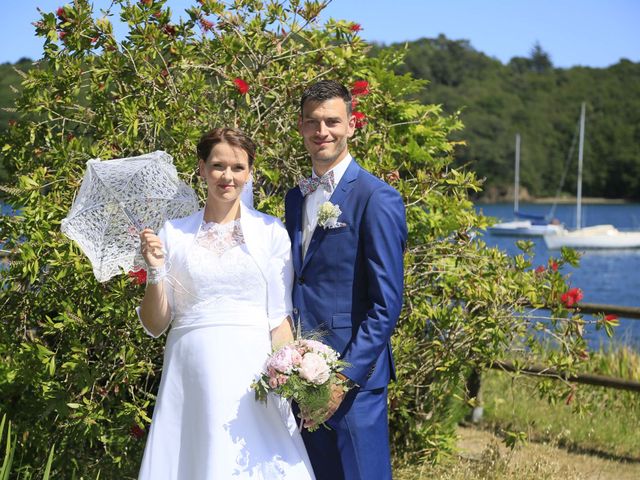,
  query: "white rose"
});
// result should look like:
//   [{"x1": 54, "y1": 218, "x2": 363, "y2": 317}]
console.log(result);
[{"x1": 299, "y1": 352, "x2": 331, "y2": 385}]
